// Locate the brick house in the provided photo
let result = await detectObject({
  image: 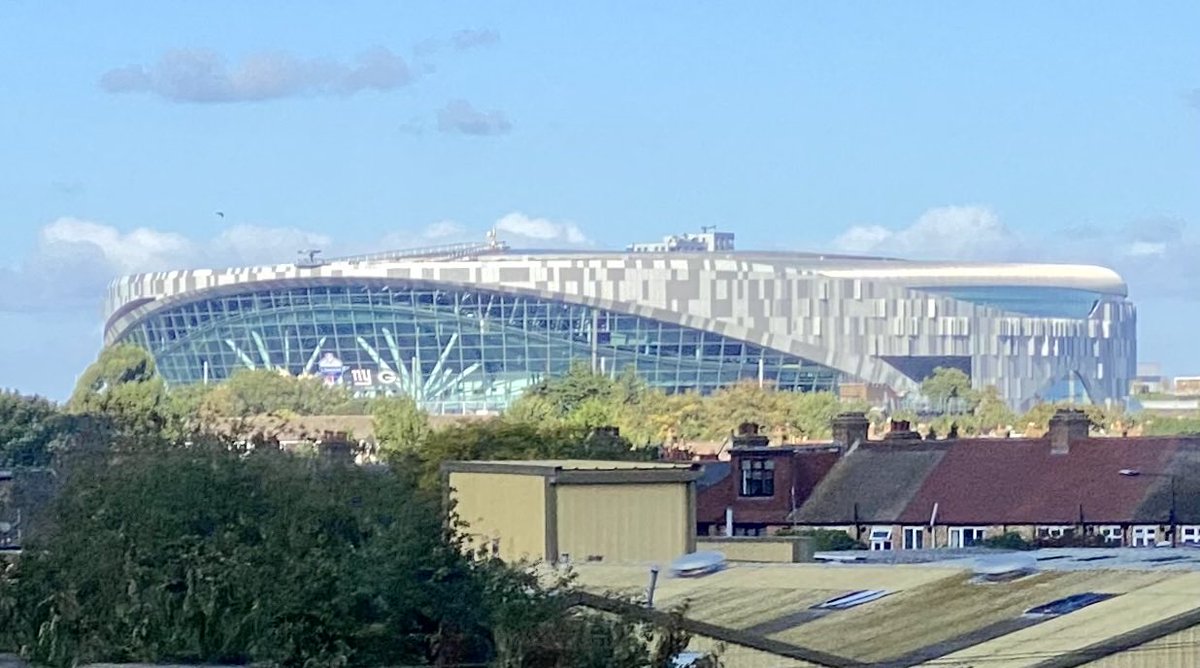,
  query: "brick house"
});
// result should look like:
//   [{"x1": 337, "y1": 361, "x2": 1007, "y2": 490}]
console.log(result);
[{"x1": 790, "y1": 410, "x2": 1200, "y2": 549}]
